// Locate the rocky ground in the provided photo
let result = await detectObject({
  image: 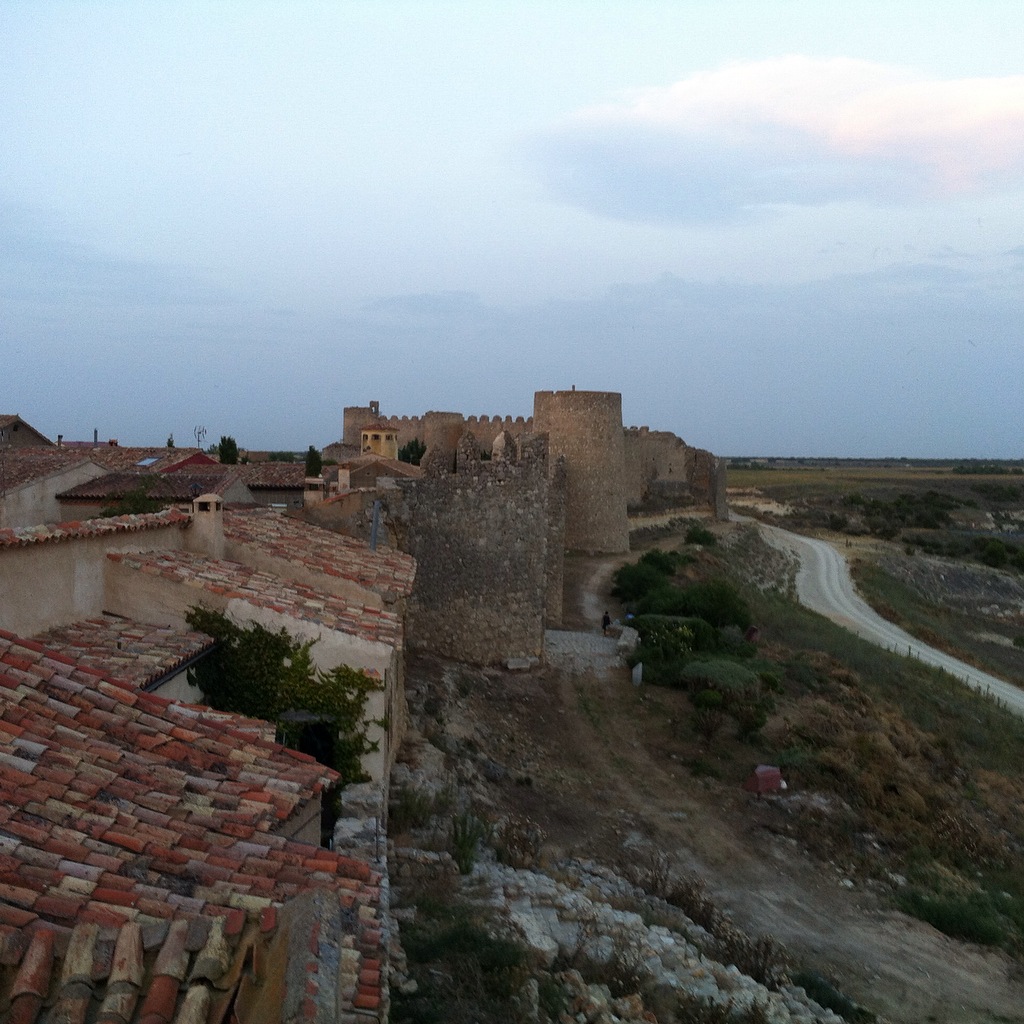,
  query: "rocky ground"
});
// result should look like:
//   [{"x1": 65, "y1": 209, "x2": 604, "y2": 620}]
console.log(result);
[{"x1": 386, "y1": 525, "x2": 1024, "y2": 1024}]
